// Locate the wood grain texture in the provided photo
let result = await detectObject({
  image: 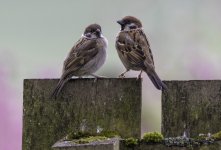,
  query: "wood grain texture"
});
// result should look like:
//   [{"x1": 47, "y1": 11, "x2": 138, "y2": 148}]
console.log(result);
[
  {"x1": 23, "y1": 78, "x2": 141, "y2": 150},
  {"x1": 162, "y1": 80, "x2": 221, "y2": 138}
]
